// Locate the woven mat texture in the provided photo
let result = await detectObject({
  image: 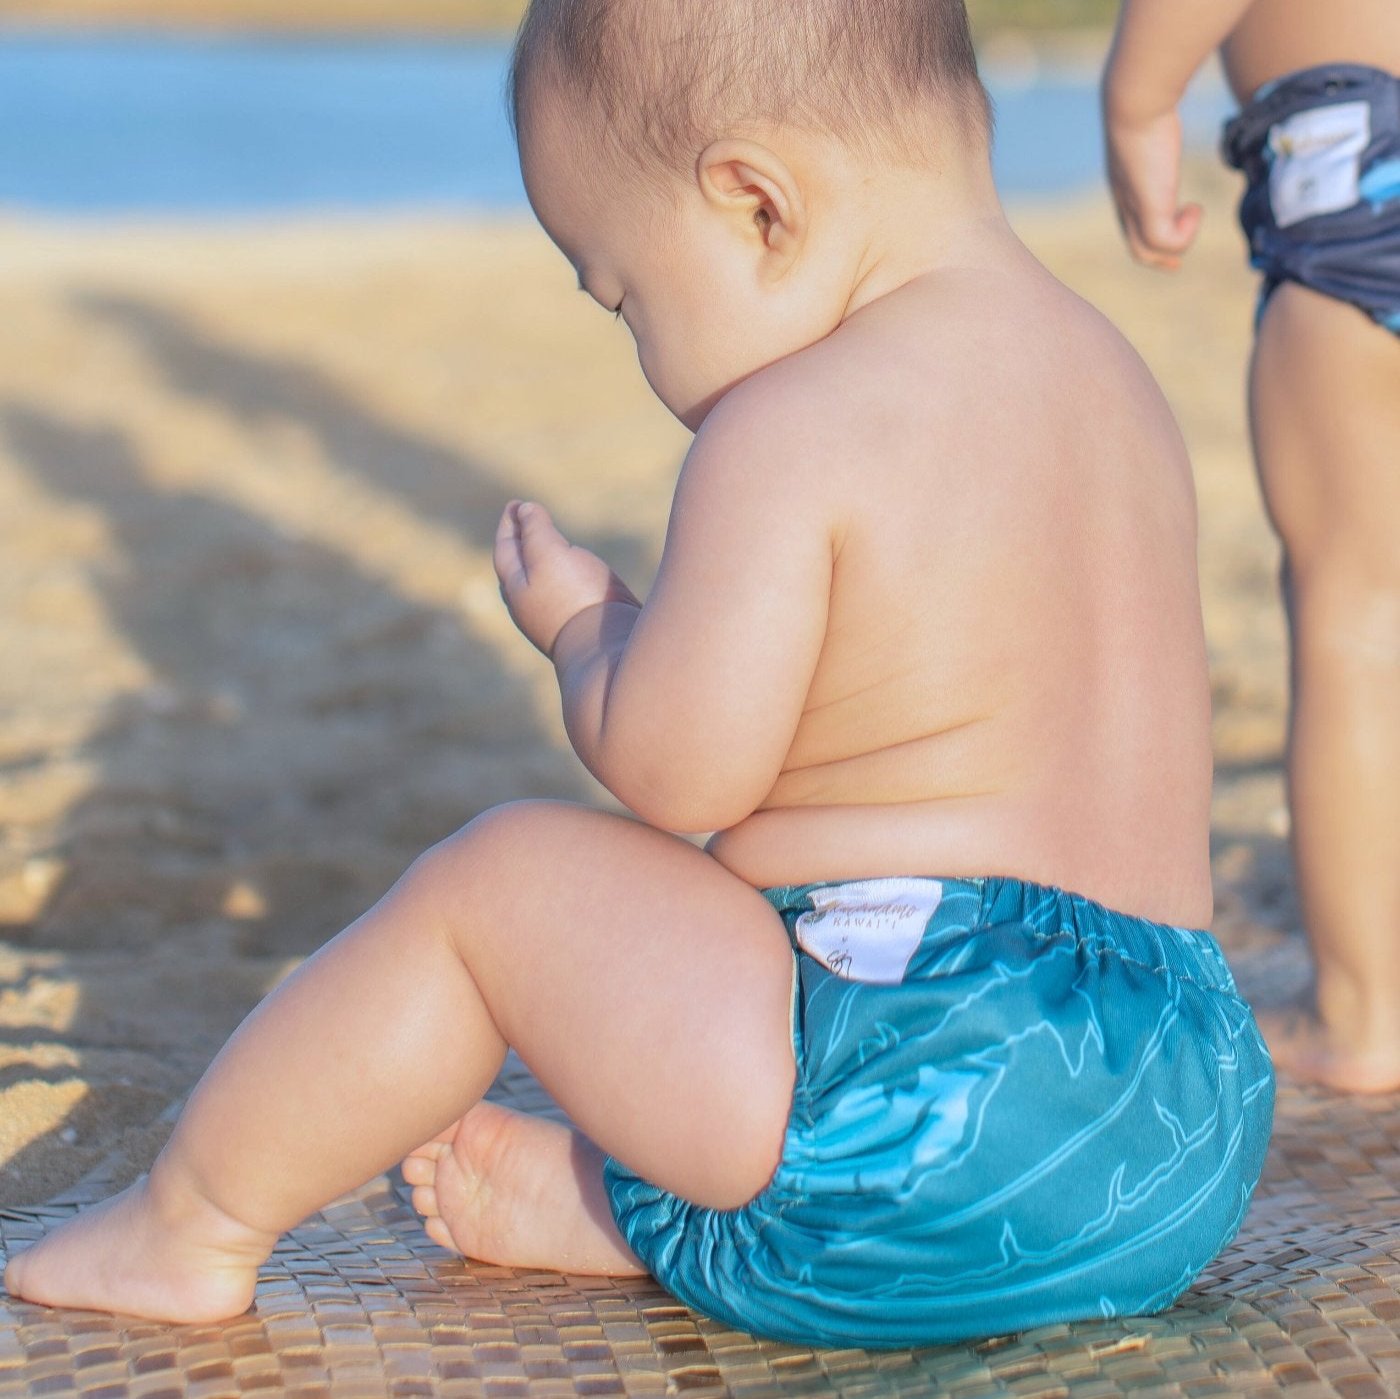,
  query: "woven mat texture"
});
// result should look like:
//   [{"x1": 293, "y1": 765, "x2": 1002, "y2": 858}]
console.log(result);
[{"x1": 3, "y1": 1005, "x2": 1399, "y2": 1398}]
